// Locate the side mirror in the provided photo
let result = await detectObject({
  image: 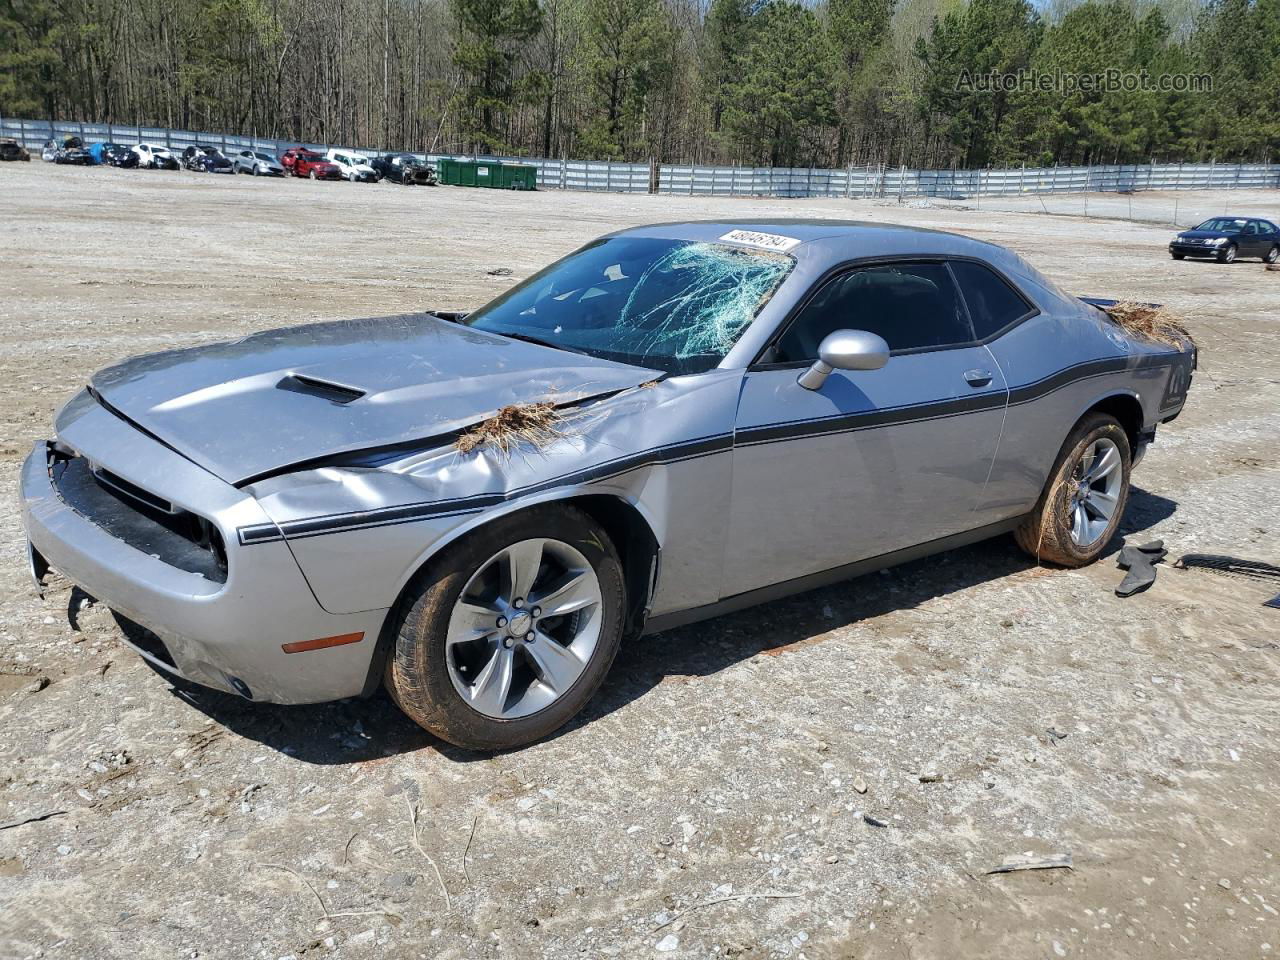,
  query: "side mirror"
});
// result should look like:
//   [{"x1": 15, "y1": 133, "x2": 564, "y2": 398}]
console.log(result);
[{"x1": 797, "y1": 329, "x2": 890, "y2": 390}]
